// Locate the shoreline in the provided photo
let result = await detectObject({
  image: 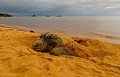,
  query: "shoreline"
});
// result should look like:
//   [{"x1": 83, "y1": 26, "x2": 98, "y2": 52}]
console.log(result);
[
  {"x1": 1, "y1": 24, "x2": 120, "y2": 44},
  {"x1": 0, "y1": 24, "x2": 33, "y2": 31}
]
